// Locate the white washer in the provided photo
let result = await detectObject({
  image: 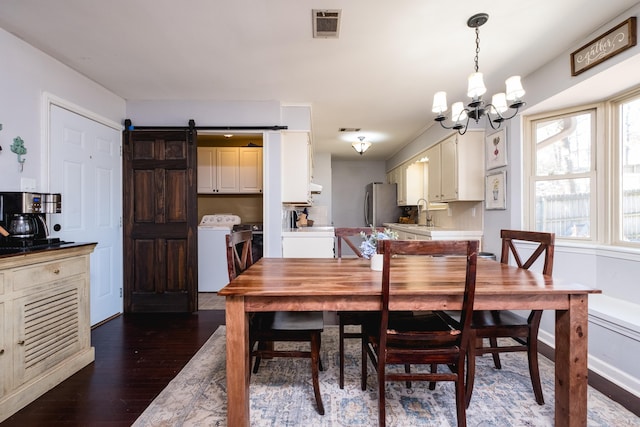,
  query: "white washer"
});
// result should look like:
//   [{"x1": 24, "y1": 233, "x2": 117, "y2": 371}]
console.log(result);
[{"x1": 198, "y1": 214, "x2": 241, "y2": 292}]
